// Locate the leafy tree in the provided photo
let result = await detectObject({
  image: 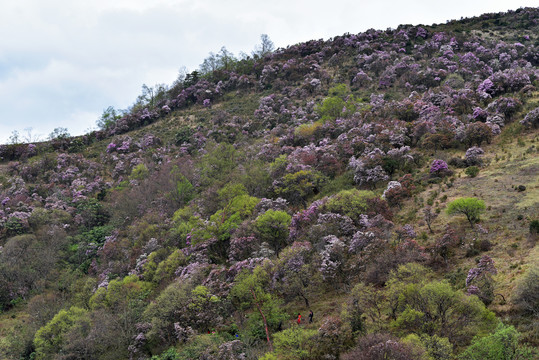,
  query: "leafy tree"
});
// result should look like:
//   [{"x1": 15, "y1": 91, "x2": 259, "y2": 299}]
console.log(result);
[
  {"x1": 75, "y1": 198, "x2": 109, "y2": 229},
  {"x1": 458, "y1": 323, "x2": 536, "y2": 360},
  {"x1": 135, "y1": 83, "x2": 167, "y2": 108},
  {"x1": 346, "y1": 282, "x2": 387, "y2": 332},
  {"x1": 0, "y1": 232, "x2": 67, "y2": 310},
  {"x1": 322, "y1": 189, "x2": 375, "y2": 223},
  {"x1": 33, "y1": 306, "x2": 89, "y2": 359},
  {"x1": 48, "y1": 127, "x2": 70, "y2": 140},
  {"x1": 230, "y1": 265, "x2": 286, "y2": 352},
  {"x1": 390, "y1": 279, "x2": 496, "y2": 345},
  {"x1": 254, "y1": 210, "x2": 292, "y2": 253},
  {"x1": 200, "y1": 51, "x2": 220, "y2": 74},
  {"x1": 143, "y1": 281, "x2": 192, "y2": 346},
  {"x1": 198, "y1": 143, "x2": 238, "y2": 186},
  {"x1": 218, "y1": 46, "x2": 236, "y2": 71},
  {"x1": 153, "y1": 249, "x2": 188, "y2": 284},
  {"x1": 273, "y1": 170, "x2": 327, "y2": 207},
  {"x1": 207, "y1": 187, "x2": 259, "y2": 260},
  {"x1": 418, "y1": 334, "x2": 453, "y2": 360},
  {"x1": 199, "y1": 46, "x2": 237, "y2": 74},
  {"x1": 89, "y1": 275, "x2": 152, "y2": 312},
  {"x1": 446, "y1": 197, "x2": 486, "y2": 228},
  {"x1": 97, "y1": 106, "x2": 123, "y2": 131},
  {"x1": 130, "y1": 163, "x2": 150, "y2": 180}
]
